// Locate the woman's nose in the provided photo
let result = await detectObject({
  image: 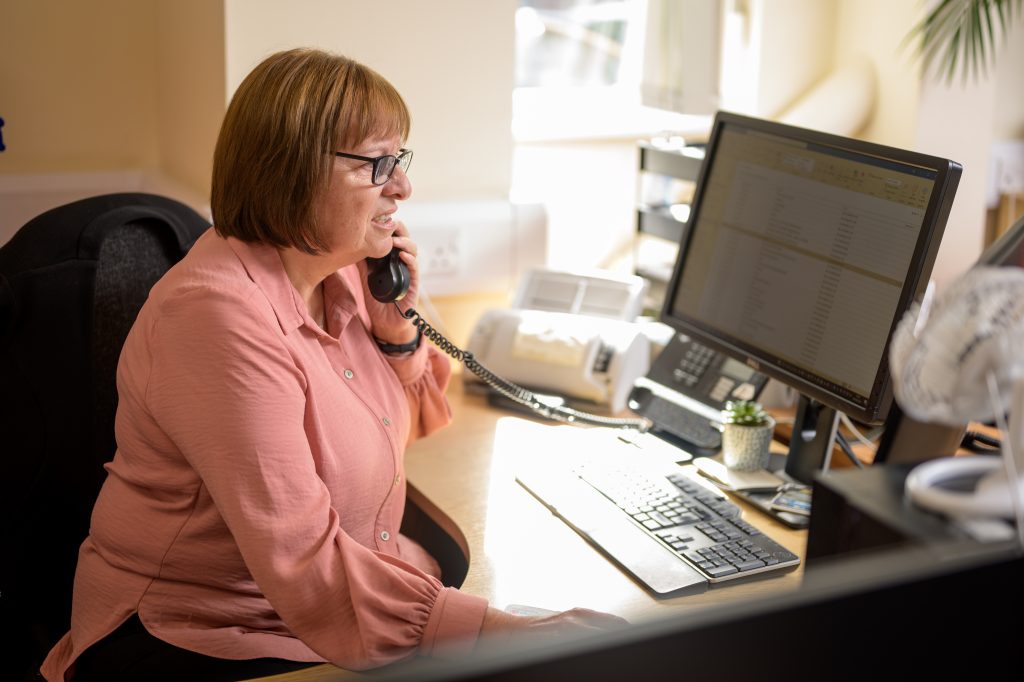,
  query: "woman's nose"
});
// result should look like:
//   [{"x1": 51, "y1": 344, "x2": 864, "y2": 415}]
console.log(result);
[{"x1": 385, "y1": 165, "x2": 412, "y2": 200}]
